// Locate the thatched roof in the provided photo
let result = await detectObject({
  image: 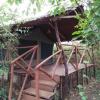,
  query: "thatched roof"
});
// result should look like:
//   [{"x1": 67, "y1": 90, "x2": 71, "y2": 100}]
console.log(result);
[{"x1": 12, "y1": 5, "x2": 84, "y2": 43}]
